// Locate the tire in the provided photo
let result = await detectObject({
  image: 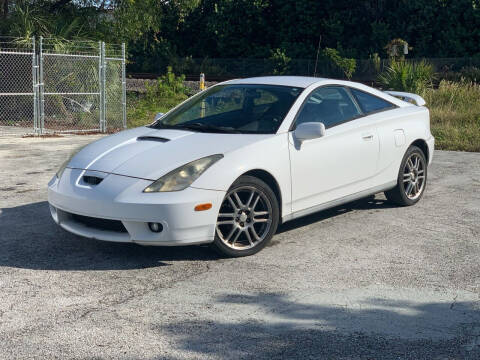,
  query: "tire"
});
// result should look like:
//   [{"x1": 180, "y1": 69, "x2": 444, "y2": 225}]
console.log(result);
[
  {"x1": 385, "y1": 145, "x2": 428, "y2": 206},
  {"x1": 210, "y1": 175, "x2": 279, "y2": 257}
]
